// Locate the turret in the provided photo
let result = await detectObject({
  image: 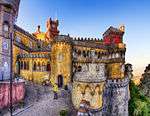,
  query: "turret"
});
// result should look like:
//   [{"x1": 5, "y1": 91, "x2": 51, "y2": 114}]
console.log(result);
[
  {"x1": 0, "y1": 0, "x2": 20, "y2": 80},
  {"x1": 103, "y1": 25, "x2": 125, "y2": 45},
  {"x1": 45, "y1": 18, "x2": 59, "y2": 41},
  {"x1": 50, "y1": 35, "x2": 72, "y2": 88}
]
